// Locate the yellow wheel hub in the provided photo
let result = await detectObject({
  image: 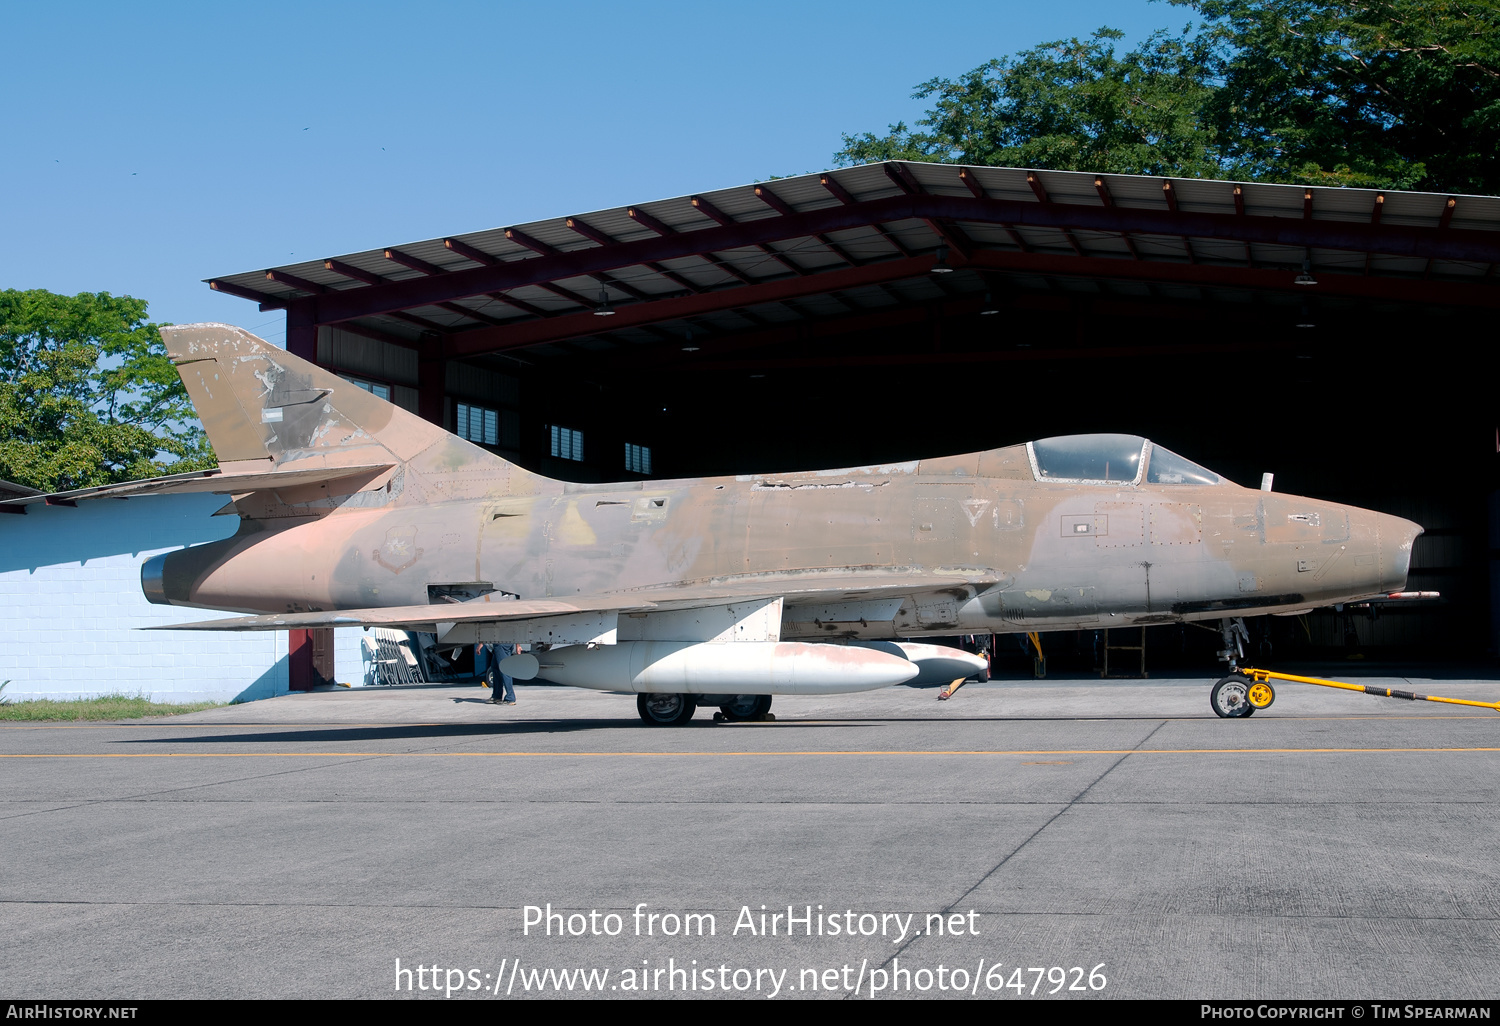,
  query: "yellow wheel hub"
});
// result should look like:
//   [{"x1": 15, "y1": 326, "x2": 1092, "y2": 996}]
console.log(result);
[{"x1": 1248, "y1": 681, "x2": 1276, "y2": 709}]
